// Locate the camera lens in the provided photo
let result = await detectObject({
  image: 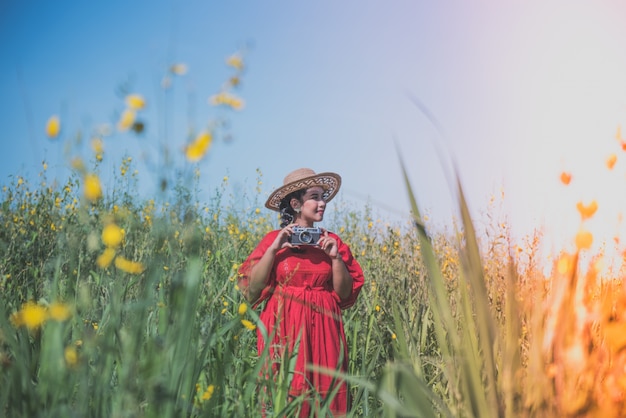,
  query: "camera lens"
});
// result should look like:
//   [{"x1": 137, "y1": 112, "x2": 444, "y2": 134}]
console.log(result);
[{"x1": 299, "y1": 231, "x2": 313, "y2": 244}]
